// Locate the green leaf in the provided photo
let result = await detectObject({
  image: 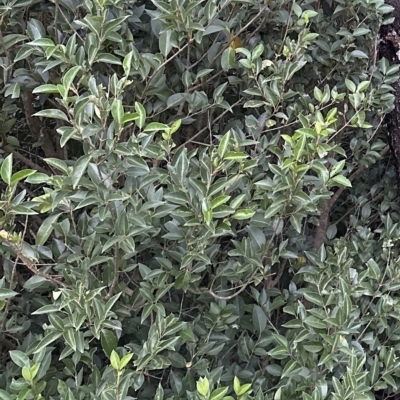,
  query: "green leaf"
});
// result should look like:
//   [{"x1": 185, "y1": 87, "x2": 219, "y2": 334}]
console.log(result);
[
  {"x1": 0, "y1": 389, "x2": 13, "y2": 400},
  {"x1": 232, "y1": 209, "x2": 255, "y2": 220},
  {"x1": 213, "y1": 82, "x2": 228, "y2": 99},
  {"x1": 252, "y1": 43, "x2": 264, "y2": 60},
  {"x1": 182, "y1": 70, "x2": 193, "y2": 88},
  {"x1": 294, "y1": 134, "x2": 307, "y2": 160},
  {"x1": 32, "y1": 84, "x2": 59, "y2": 94},
  {"x1": 5, "y1": 83, "x2": 20, "y2": 99},
  {"x1": 328, "y1": 175, "x2": 352, "y2": 187},
  {"x1": 303, "y1": 316, "x2": 326, "y2": 329},
  {"x1": 122, "y1": 112, "x2": 139, "y2": 124},
  {"x1": 290, "y1": 214, "x2": 302, "y2": 234},
  {"x1": 9, "y1": 350, "x2": 30, "y2": 368},
  {"x1": 174, "y1": 148, "x2": 189, "y2": 182},
  {"x1": 264, "y1": 202, "x2": 285, "y2": 219},
  {"x1": 119, "y1": 353, "x2": 133, "y2": 370},
  {"x1": 196, "y1": 68, "x2": 214, "y2": 80},
  {"x1": 32, "y1": 304, "x2": 61, "y2": 314},
  {"x1": 367, "y1": 258, "x2": 381, "y2": 280},
  {"x1": 123, "y1": 51, "x2": 133, "y2": 76},
  {"x1": 221, "y1": 47, "x2": 235, "y2": 71},
  {"x1": 223, "y1": 152, "x2": 248, "y2": 160},
  {"x1": 252, "y1": 305, "x2": 267, "y2": 333},
  {"x1": 180, "y1": 328, "x2": 196, "y2": 342},
  {"x1": 63, "y1": 329, "x2": 76, "y2": 351},
  {"x1": 234, "y1": 377, "x2": 241, "y2": 395},
  {"x1": 33, "y1": 331, "x2": 63, "y2": 354},
  {"x1": 345, "y1": 79, "x2": 356, "y2": 93},
  {"x1": 33, "y1": 109, "x2": 69, "y2": 122},
  {"x1": 22, "y1": 366, "x2": 32, "y2": 382},
  {"x1": 268, "y1": 345, "x2": 289, "y2": 358},
  {"x1": 101, "y1": 329, "x2": 118, "y2": 358},
  {"x1": 370, "y1": 356, "x2": 379, "y2": 385},
  {"x1": 357, "y1": 81, "x2": 370, "y2": 92},
  {"x1": 48, "y1": 314, "x2": 65, "y2": 331},
  {"x1": 330, "y1": 160, "x2": 345, "y2": 177},
  {"x1": 211, "y1": 195, "x2": 230, "y2": 209},
  {"x1": 110, "y1": 350, "x2": 121, "y2": 370},
  {"x1": 44, "y1": 158, "x2": 68, "y2": 174},
  {"x1": 175, "y1": 270, "x2": 190, "y2": 290},
  {"x1": 15, "y1": 46, "x2": 34, "y2": 62},
  {"x1": 10, "y1": 169, "x2": 35, "y2": 185},
  {"x1": 27, "y1": 19, "x2": 45, "y2": 40},
  {"x1": 159, "y1": 29, "x2": 174, "y2": 57},
  {"x1": 62, "y1": 66, "x2": 81, "y2": 93},
  {"x1": 303, "y1": 342, "x2": 323, "y2": 353},
  {"x1": 71, "y1": 155, "x2": 91, "y2": 189},
  {"x1": 24, "y1": 276, "x2": 47, "y2": 291},
  {"x1": 266, "y1": 365, "x2": 282, "y2": 377},
  {"x1": 103, "y1": 16, "x2": 128, "y2": 36},
  {"x1": 218, "y1": 130, "x2": 231, "y2": 158},
  {"x1": 111, "y1": 99, "x2": 124, "y2": 124},
  {"x1": 247, "y1": 226, "x2": 266, "y2": 247},
  {"x1": 351, "y1": 49, "x2": 368, "y2": 58},
  {"x1": 169, "y1": 119, "x2": 182, "y2": 134},
  {"x1": 210, "y1": 387, "x2": 229, "y2": 400},
  {"x1": 0, "y1": 289, "x2": 18, "y2": 301},
  {"x1": 230, "y1": 194, "x2": 246, "y2": 209},
  {"x1": 197, "y1": 377, "x2": 210, "y2": 397},
  {"x1": 0, "y1": 154, "x2": 13, "y2": 185},
  {"x1": 282, "y1": 360, "x2": 302, "y2": 378},
  {"x1": 135, "y1": 102, "x2": 146, "y2": 128},
  {"x1": 144, "y1": 122, "x2": 169, "y2": 132},
  {"x1": 383, "y1": 374, "x2": 397, "y2": 389},
  {"x1": 302, "y1": 292, "x2": 324, "y2": 307},
  {"x1": 30, "y1": 363, "x2": 40, "y2": 380},
  {"x1": 36, "y1": 213, "x2": 62, "y2": 245},
  {"x1": 154, "y1": 385, "x2": 164, "y2": 400},
  {"x1": 95, "y1": 53, "x2": 122, "y2": 65}
]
